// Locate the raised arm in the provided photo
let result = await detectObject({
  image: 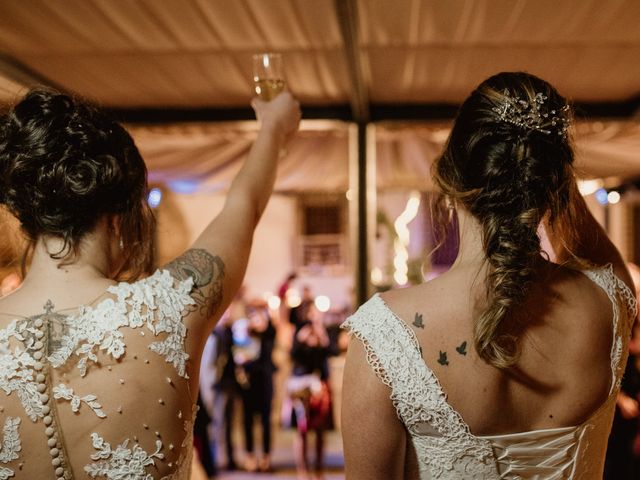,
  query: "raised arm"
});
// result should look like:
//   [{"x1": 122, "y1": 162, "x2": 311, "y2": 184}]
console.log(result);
[
  {"x1": 545, "y1": 180, "x2": 633, "y2": 289},
  {"x1": 164, "y1": 93, "x2": 301, "y2": 337}
]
